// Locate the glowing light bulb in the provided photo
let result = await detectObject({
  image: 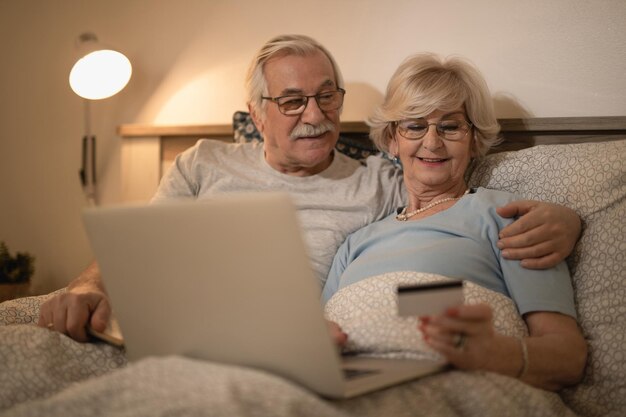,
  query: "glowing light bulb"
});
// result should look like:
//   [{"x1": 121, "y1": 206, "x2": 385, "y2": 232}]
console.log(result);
[{"x1": 69, "y1": 49, "x2": 132, "y2": 100}]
